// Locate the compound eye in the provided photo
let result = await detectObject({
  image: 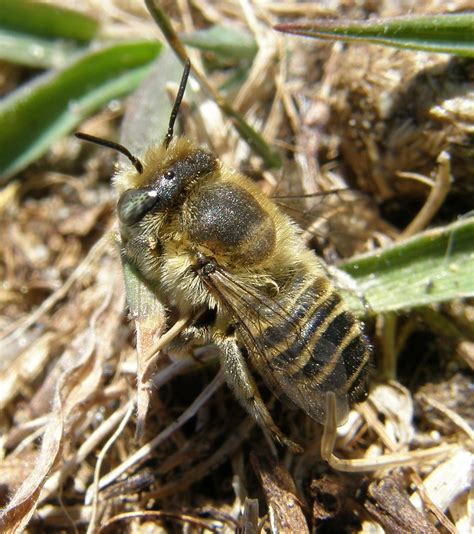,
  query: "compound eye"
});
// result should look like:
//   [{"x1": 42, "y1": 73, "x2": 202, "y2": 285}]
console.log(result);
[{"x1": 117, "y1": 188, "x2": 158, "y2": 225}]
